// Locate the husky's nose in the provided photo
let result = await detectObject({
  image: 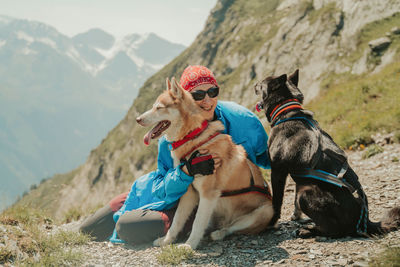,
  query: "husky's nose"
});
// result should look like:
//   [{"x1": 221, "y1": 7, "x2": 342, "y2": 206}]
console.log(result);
[{"x1": 136, "y1": 117, "x2": 142, "y2": 124}]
